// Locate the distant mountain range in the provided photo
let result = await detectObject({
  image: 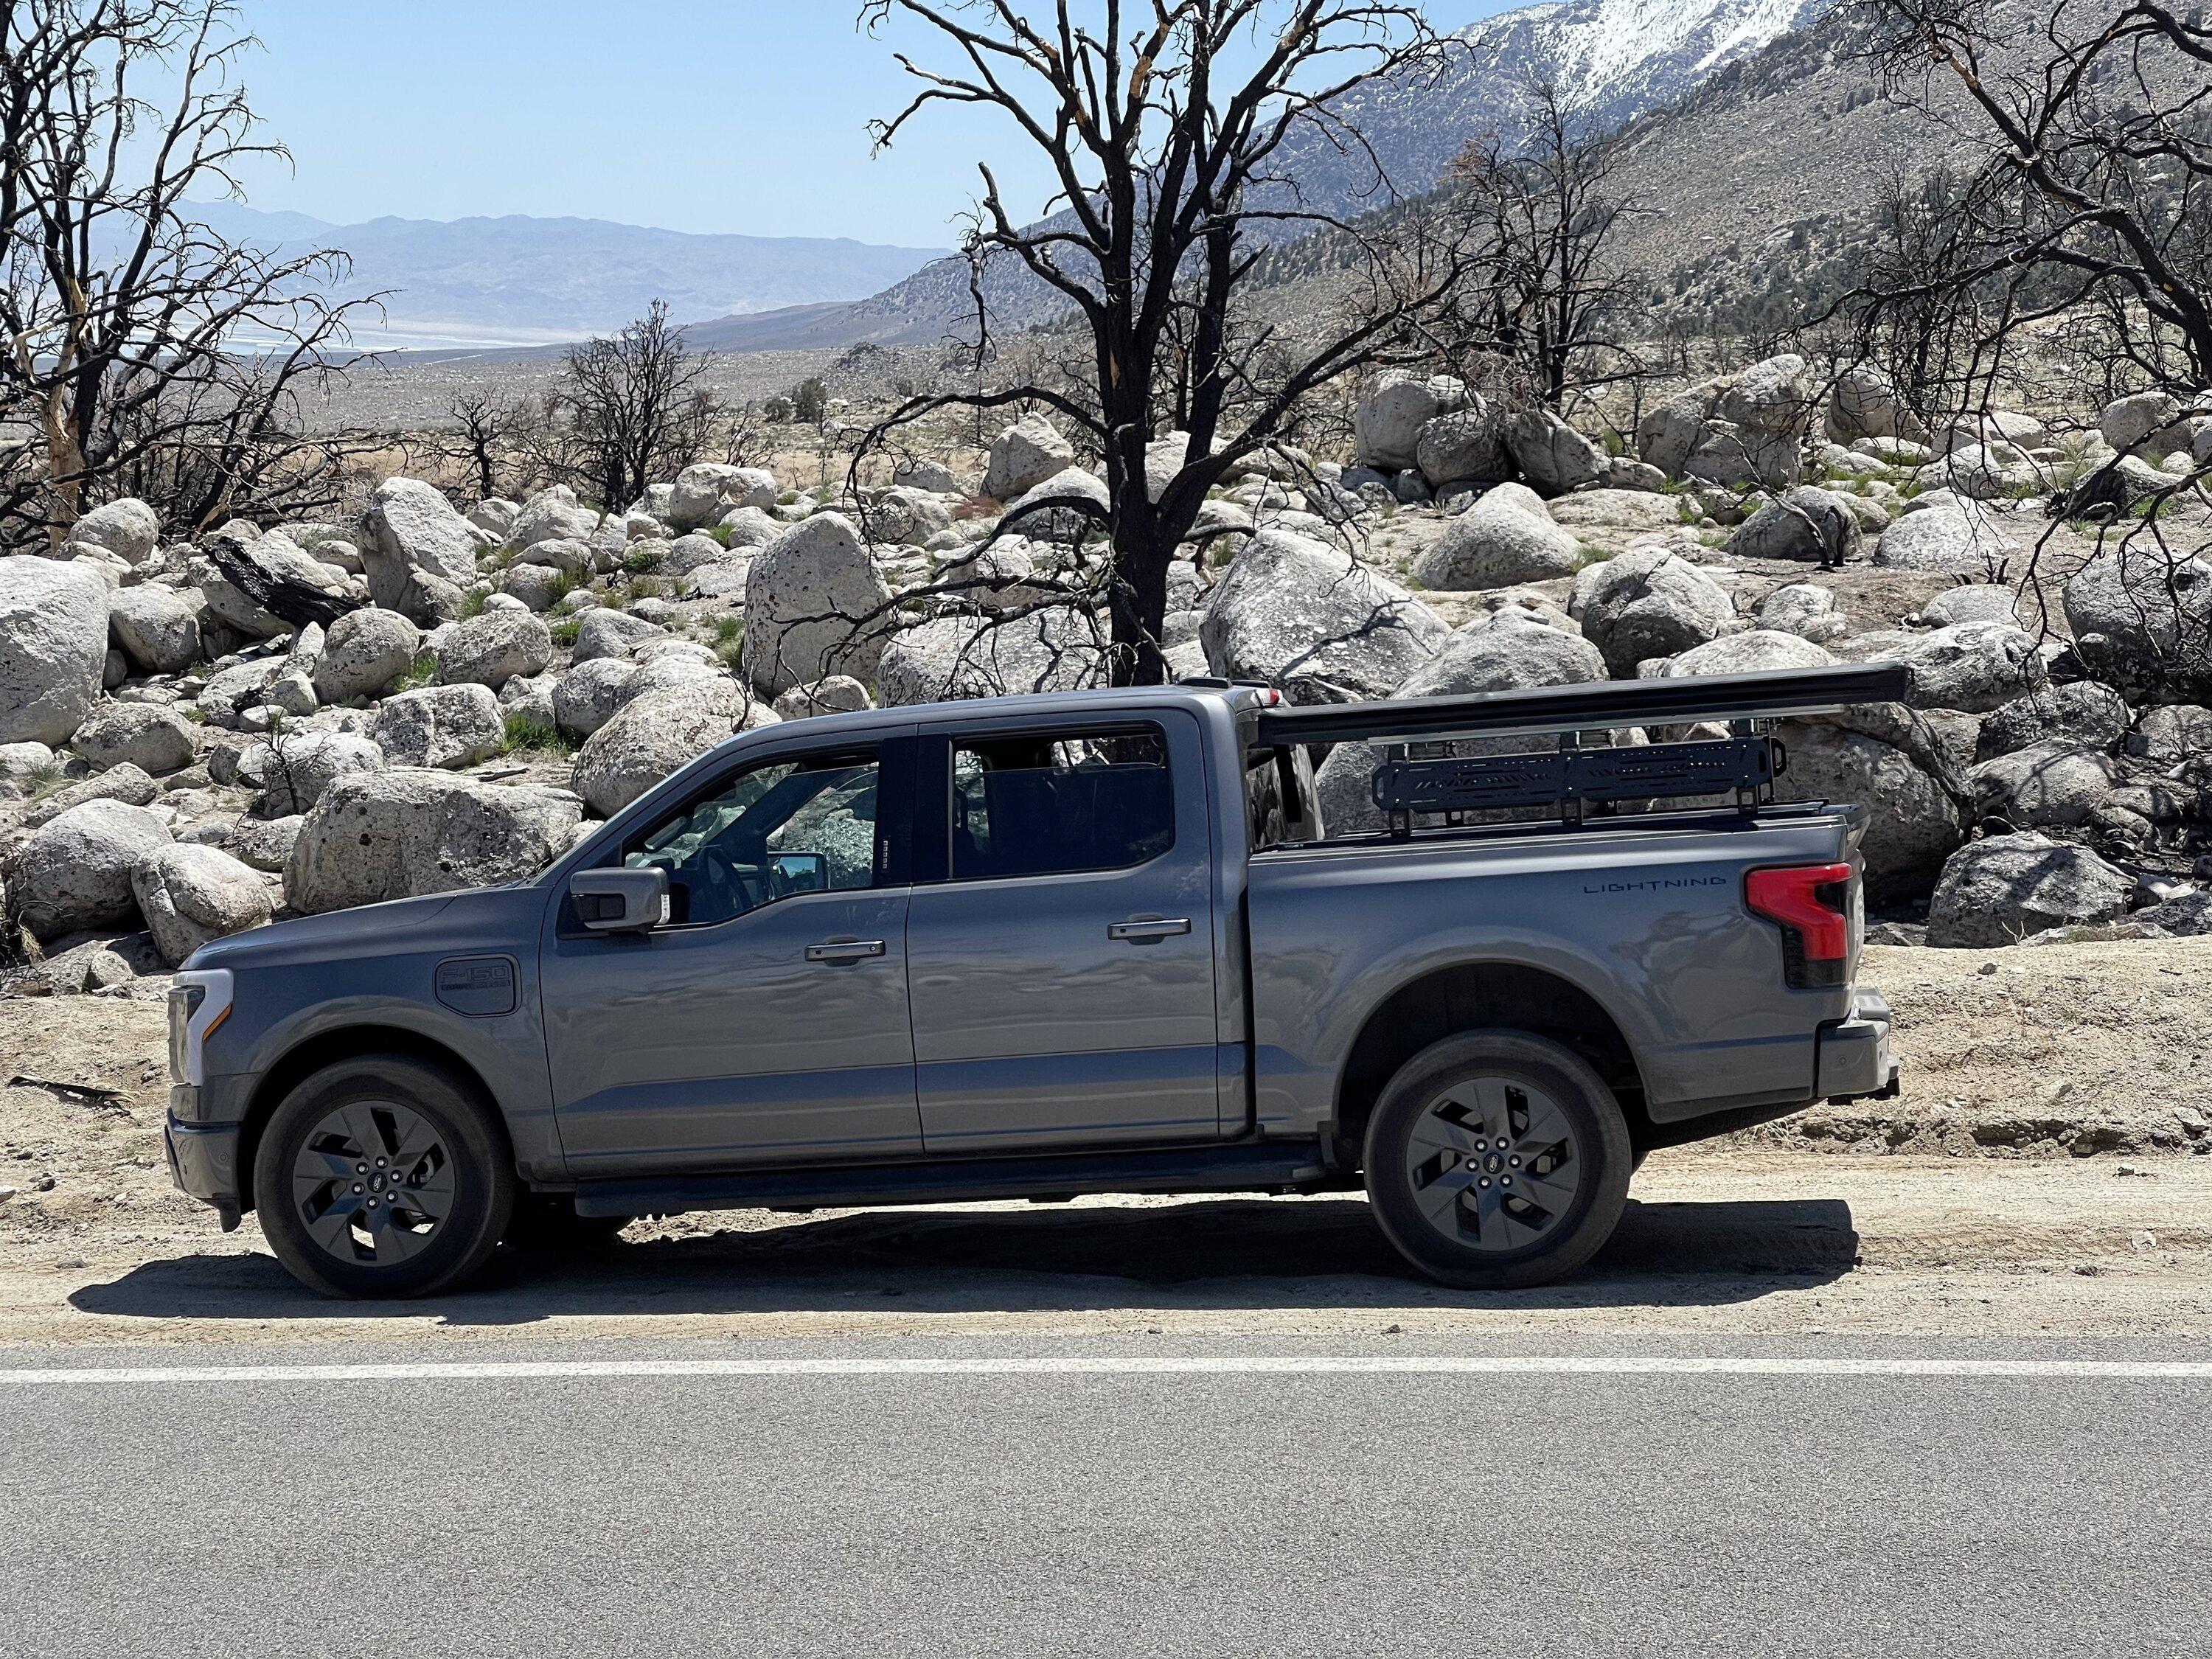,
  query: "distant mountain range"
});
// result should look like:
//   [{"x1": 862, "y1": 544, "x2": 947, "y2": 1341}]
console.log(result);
[
  {"x1": 689, "y1": 0, "x2": 1830, "y2": 355},
  {"x1": 184, "y1": 201, "x2": 949, "y2": 351}
]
